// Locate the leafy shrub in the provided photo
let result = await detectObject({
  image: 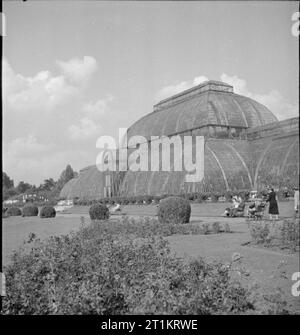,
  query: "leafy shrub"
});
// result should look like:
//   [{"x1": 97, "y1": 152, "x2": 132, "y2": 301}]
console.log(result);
[
  {"x1": 211, "y1": 193, "x2": 220, "y2": 203},
  {"x1": 249, "y1": 219, "x2": 299, "y2": 253},
  {"x1": 194, "y1": 193, "x2": 204, "y2": 203},
  {"x1": 136, "y1": 196, "x2": 144, "y2": 204},
  {"x1": 100, "y1": 198, "x2": 111, "y2": 205},
  {"x1": 224, "y1": 223, "x2": 231, "y2": 233},
  {"x1": 249, "y1": 222, "x2": 270, "y2": 244},
  {"x1": 89, "y1": 203, "x2": 109, "y2": 221},
  {"x1": 3, "y1": 218, "x2": 292, "y2": 315},
  {"x1": 72, "y1": 197, "x2": 79, "y2": 205},
  {"x1": 276, "y1": 219, "x2": 299, "y2": 252},
  {"x1": 22, "y1": 205, "x2": 39, "y2": 217},
  {"x1": 6, "y1": 206, "x2": 22, "y2": 216},
  {"x1": 143, "y1": 195, "x2": 153, "y2": 204},
  {"x1": 88, "y1": 216, "x2": 228, "y2": 237},
  {"x1": 202, "y1": 223, "x2": 210, "y2": 235},
  {"x1": 212, "y1": 222, "x2": 221, "y2": 234},
  {"x1": 152, "y1": 196, "x2": 161, "y2": 204},
  {"x1": 158, "y1": 196, "x2": 191, "y2": 224},
  {"x1": 224, "y1": 191, "x2": 234, "y2": 202},
  {"x1": 126, "y1": 196, "x2": 136, "y2": 204},
  {"x1": 2, "y1": 208, "x2": 9, "y2": 218},
  {"x1": 40, "y1": 206, "x2": 56, "y2": 218},
  {"x1": 108, "y1": 198, "x2": 115, "y2": 205},
  {"x1": 184, "y1": 193, "x2": 195, "y2": 201},
  {"x1": 121, "y1": 198, "x2": 130, "y2": 205}
]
